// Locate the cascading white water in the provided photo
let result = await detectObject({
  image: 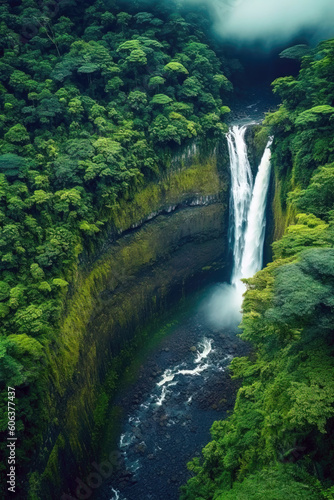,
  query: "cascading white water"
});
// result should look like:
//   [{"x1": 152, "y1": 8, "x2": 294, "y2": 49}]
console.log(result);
[
  {"x1": 206, "y1": 125, "x2": 273, "y2": 327},
  {"x1": 229, "y1": 126, "x2": 273, "y2": 303},
  {"x1": 227, "y1": 125, "x2": 254, "y2": 283},
  {"x1": 240, "y1": 137, "x2": 273, "y2": 280}
]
